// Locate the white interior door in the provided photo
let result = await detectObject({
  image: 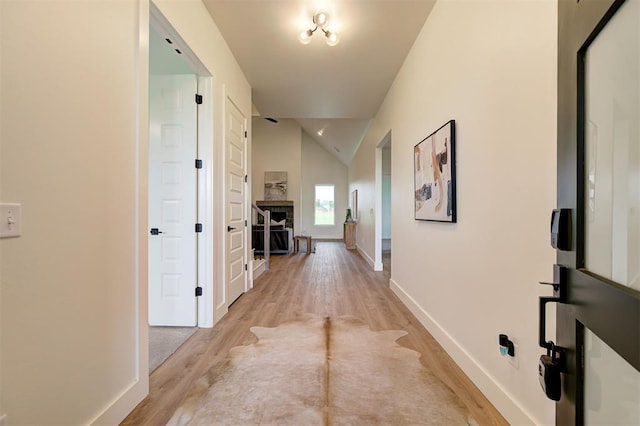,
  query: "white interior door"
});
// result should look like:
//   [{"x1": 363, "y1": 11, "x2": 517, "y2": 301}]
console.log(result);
[
  {"x1": 225, "y1": 98, "x2": 247, "y2": 305},
  {"x1": 149, "y1": 74, "x2": 197, "y2": 326}
]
